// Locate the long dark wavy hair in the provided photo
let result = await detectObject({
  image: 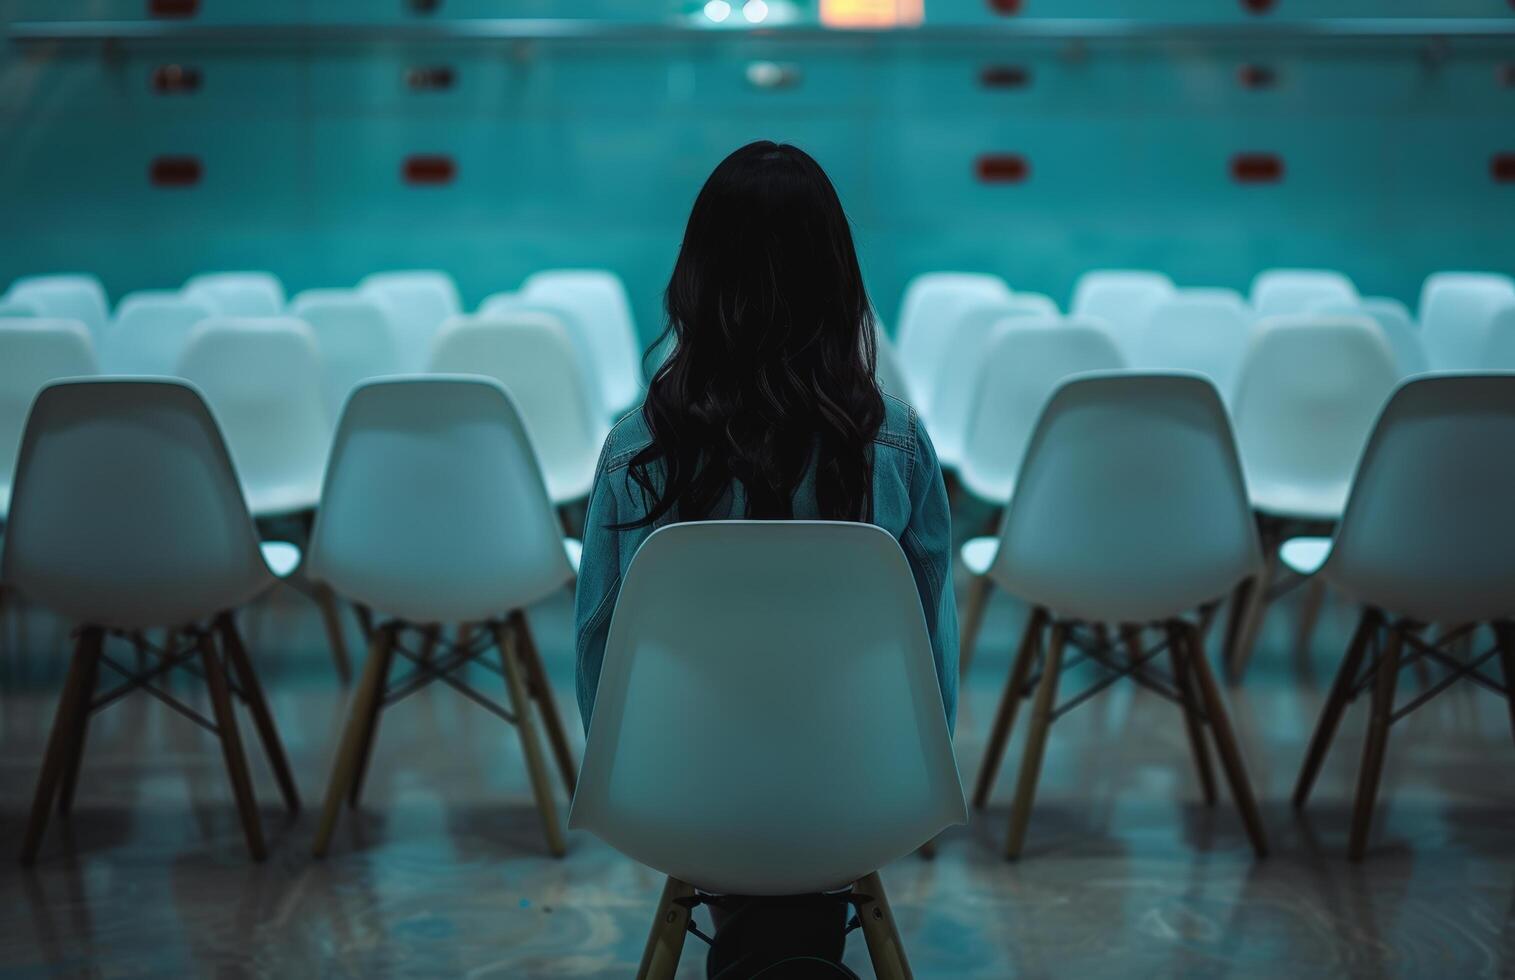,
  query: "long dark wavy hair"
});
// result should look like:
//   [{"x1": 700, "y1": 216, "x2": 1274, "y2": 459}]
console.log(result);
[{"x1": 617, "y1": 141, "x2": 886, "y2": 529}]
